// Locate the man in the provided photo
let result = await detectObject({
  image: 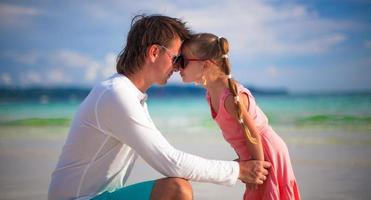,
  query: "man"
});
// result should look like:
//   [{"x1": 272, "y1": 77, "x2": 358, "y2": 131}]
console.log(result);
[{"x1": 48, "y1": 14, "x2": 271, "y2": 200}]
